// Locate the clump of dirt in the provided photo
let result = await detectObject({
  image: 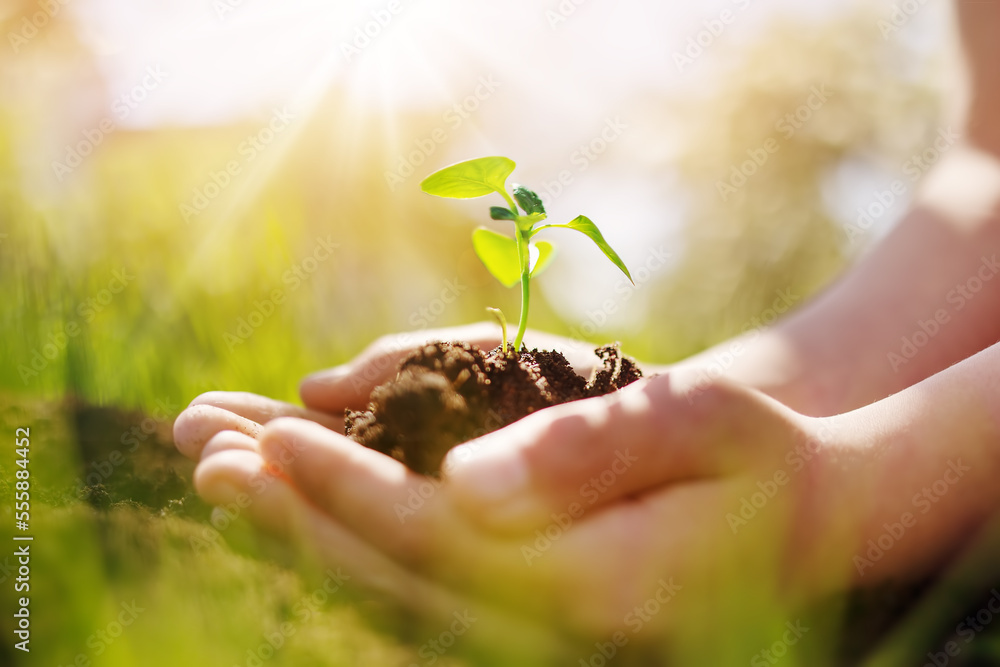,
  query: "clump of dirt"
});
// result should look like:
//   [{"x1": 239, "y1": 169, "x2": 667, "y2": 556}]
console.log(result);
[{"x1": 345, "y1": 342, "x2": 642, "y2": 475}]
